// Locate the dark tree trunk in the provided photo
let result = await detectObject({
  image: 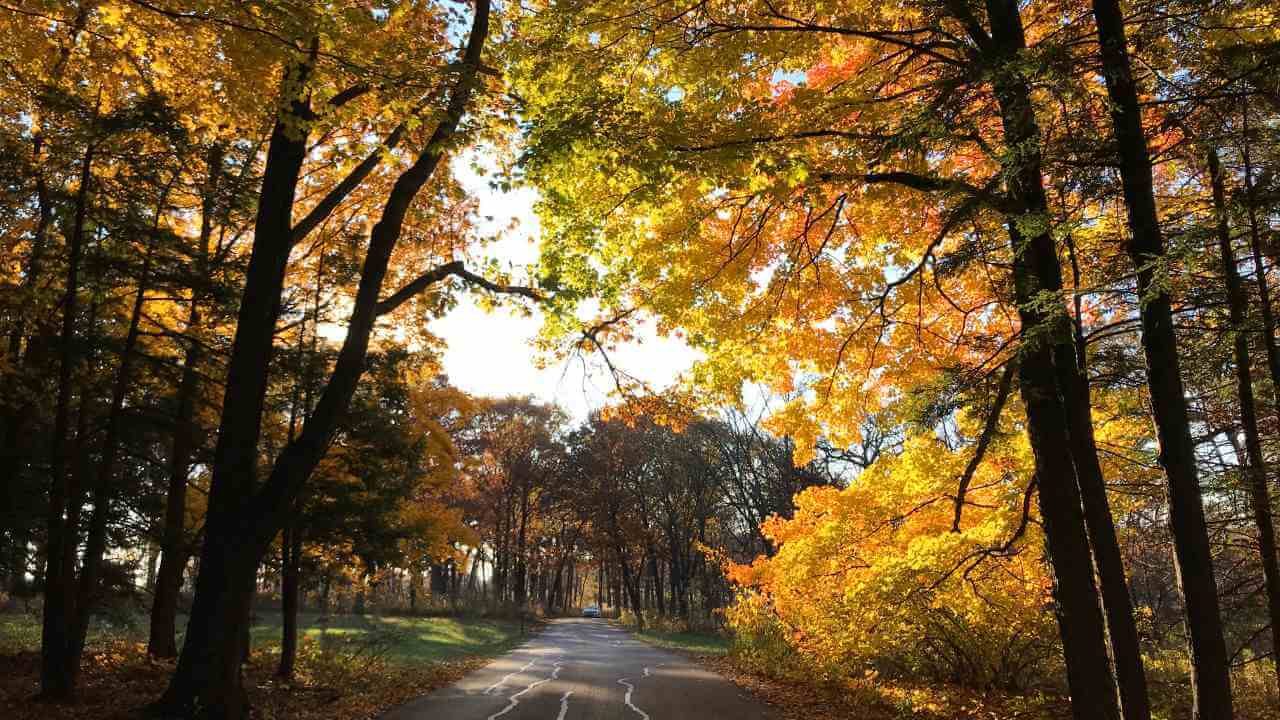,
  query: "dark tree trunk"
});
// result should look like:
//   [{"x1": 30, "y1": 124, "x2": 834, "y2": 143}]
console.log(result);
[
  {"x1": 648, "y1": 549, "x2": 665, "y2": 617},
  {"x1": 515, "y1": 480, "x2": 529, "y2": 608},
  {"x1": 1053, "y1": 342, "x2": 1151, "y2": 720},
  {"x1": 73, "y1": 190, "x2": 168, "y2": 668},
  {"x1": 156, "y1": 8, "x2": 491, "y2": 714},
  {"x1": 980, "y1": 2, "x2": 1122, "y2": 717},
  {"x1": 40, "y1": 138, "x2": 96, "y2": 701},
  {"x1": 320, "y1": 572, "x2": 331, "y2": 615},
  {"x1": 1018, "y1": 342, "x2": 1121, "y2": 720},
  {"x1": 154, "y1": 54, "x2": 317, "y2": 718},
  {"x1": 0, "y1": 4, "x2": 90, "y2": 564},
  {"x1": 1208, "y1": 148, "x2": 1280, "y2": 689},
  {"x1": 277, "y1": 524, "x2": 302, "y2": 679},
  {"x1": 1089, "y1": 3, "x2": 1233, "y2": 716},
  {"x1": 149, "y1": 143, "x2": 217, "y2": 658},
  {"x1": 1240, "y1": 107, "x2": 1280, "y2": 431},
  {"x1": 618, "y1": 551, "x2": 644, "y2": 629},
  {"x1": 148, "y1": 281, "x2": 206, "y2": 658}
]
